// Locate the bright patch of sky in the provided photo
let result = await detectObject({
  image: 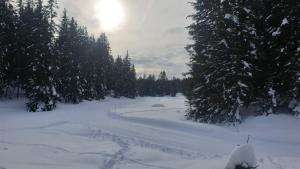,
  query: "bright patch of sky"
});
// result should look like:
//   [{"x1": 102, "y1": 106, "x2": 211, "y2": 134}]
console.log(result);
[{"x1": 58, "y1": 0, "x2": 193, "y2": 77}]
